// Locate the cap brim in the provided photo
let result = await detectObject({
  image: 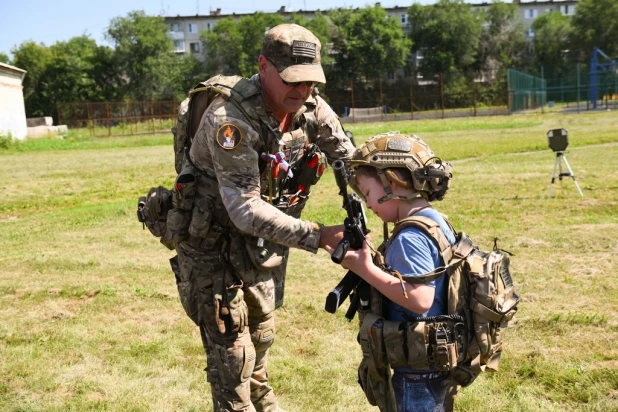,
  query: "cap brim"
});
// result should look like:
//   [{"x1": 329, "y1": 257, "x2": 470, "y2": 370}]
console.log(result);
[{"x1": 279, "y1": 63, "x2": 326, "y2": 84}]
